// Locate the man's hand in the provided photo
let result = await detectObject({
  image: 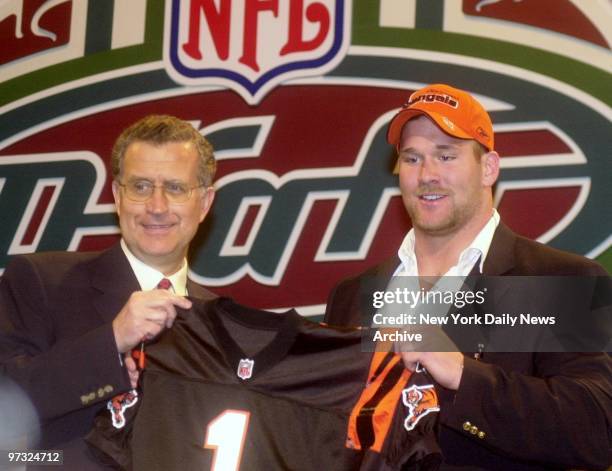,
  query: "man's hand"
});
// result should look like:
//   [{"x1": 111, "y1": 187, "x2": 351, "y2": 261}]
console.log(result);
[
  {"x1": 124, "y1": 355, "x2": 139, "y2": 389},
  {"x1": 112, "y1": 290, "x2": 192, "y2": 353},
  {"x1": 401, "y1": 352, "x2": 464, "y2": 390}
]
